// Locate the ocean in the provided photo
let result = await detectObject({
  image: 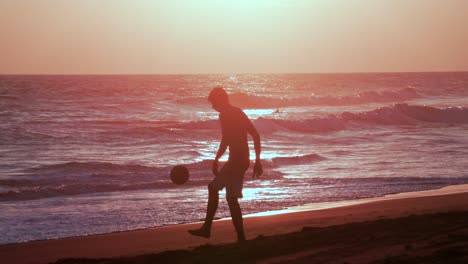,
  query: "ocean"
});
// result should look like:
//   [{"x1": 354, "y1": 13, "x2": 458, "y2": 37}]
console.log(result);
[{"x1": 1, "y1": 72, "x2": 467, "y2": 245}]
